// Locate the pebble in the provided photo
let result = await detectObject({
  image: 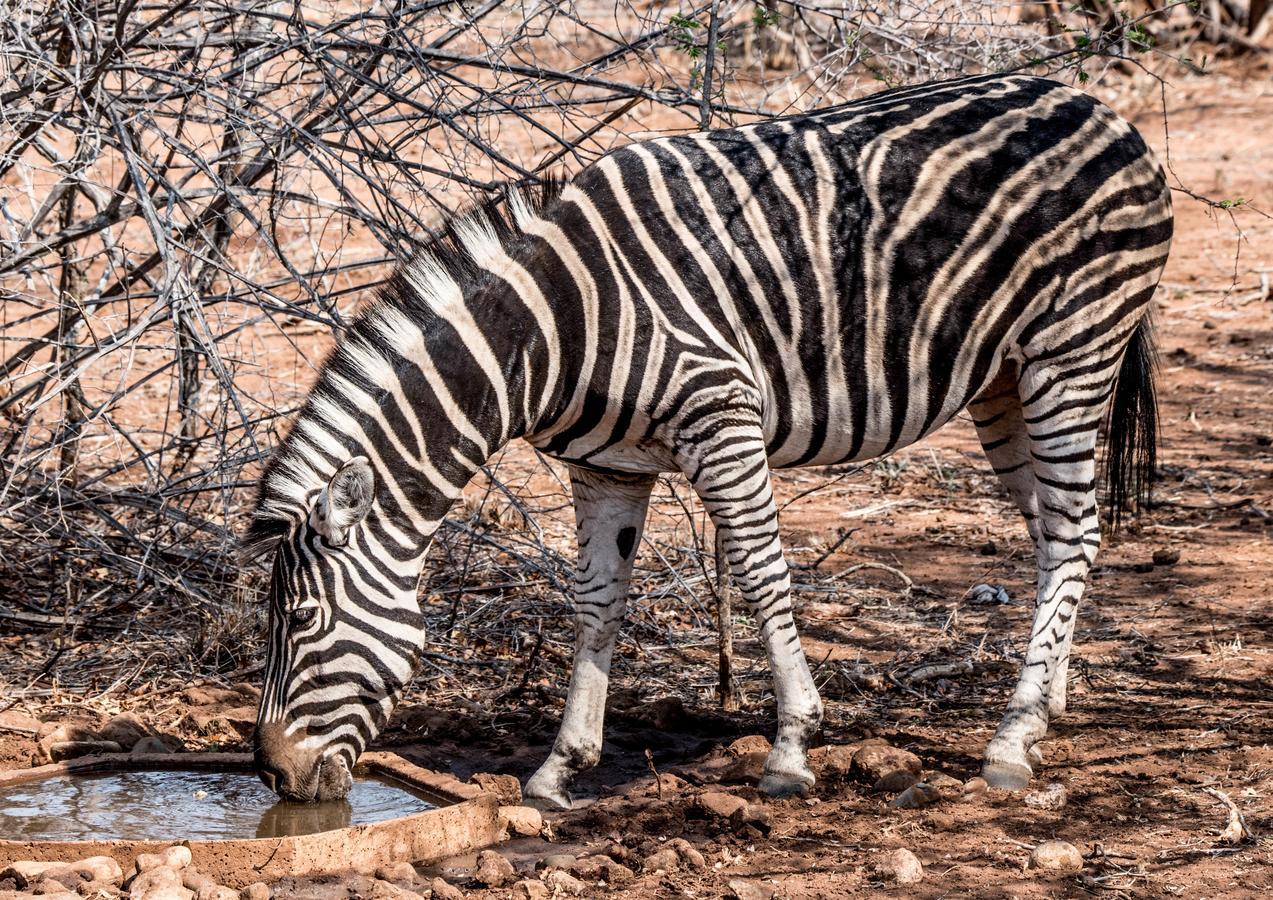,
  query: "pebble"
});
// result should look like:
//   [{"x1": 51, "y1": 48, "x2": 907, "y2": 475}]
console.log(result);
[
  {"x1": 428, "y1": 878, "x2": 464, "y2": 900},
  {"x1": 963, "y1": 776, "x2": 988, "y2": 796},
  {"x1": 79, "y1": 881, "x2": 125, "y2": 898},
  {"x1": 181, "y1": 686, "x2": 240, "y2": 706},
  {"x1": 667, "y1": 838, "x2": 706, "y2": 870},
  {"x1": 726, "y1": 735, "x2": 772, "y2": 756},
  {"x1": 851, "y1": 742, "x2": 922, "y2": 793},
  {"x1": 499, "y1": 804, "x2": 544, "y2": 837},
  {"x1": 1152, "y1": 548, "x2": 1181, "y2": 566},
  {"x1": 34, "y1": 878, "x2": 80, "y2": 896},
  {"x1": 510, "y1": 880, "x2": 547, "y2": 900},
  {"x1": 473, "y1": 850, "x2": 515, "y2": 888},
  {"x1": 193, "y1": 887, "x2": 237, "y2": 900},
  {"x1": 727, "y1": 879, "x2": 773, "y2": 900},
  {"x1": 1024, "y1": 782, "x2": 1068, "y2": 811},
  {"x1": 543, "y1": 871, "x2": 585, "y2": 896},
  {"x1": 130, "y1": 736, "x2": 176, "y2": 756},
  {"x1": 3, "y1": 858, "x2": 122, "y2": 891},
  {"x1": 568, "y1": 856, "x2": 633, "y2": 885},
  {"x1": 239, "y1": 883, "x2": 271, "y2": 900},
  {"x1": 1029, "y1": 839, "x2": 1084, "y2": 872},
  {"x1": 367, "y1": 881, "x2": 424, "y2": 900},
  {"x1": 870, "y1": 848, "x2": 924, "y2": 884},
  {"x1": 890, "y1": 782, "x2": 943, "y2": 809}
]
